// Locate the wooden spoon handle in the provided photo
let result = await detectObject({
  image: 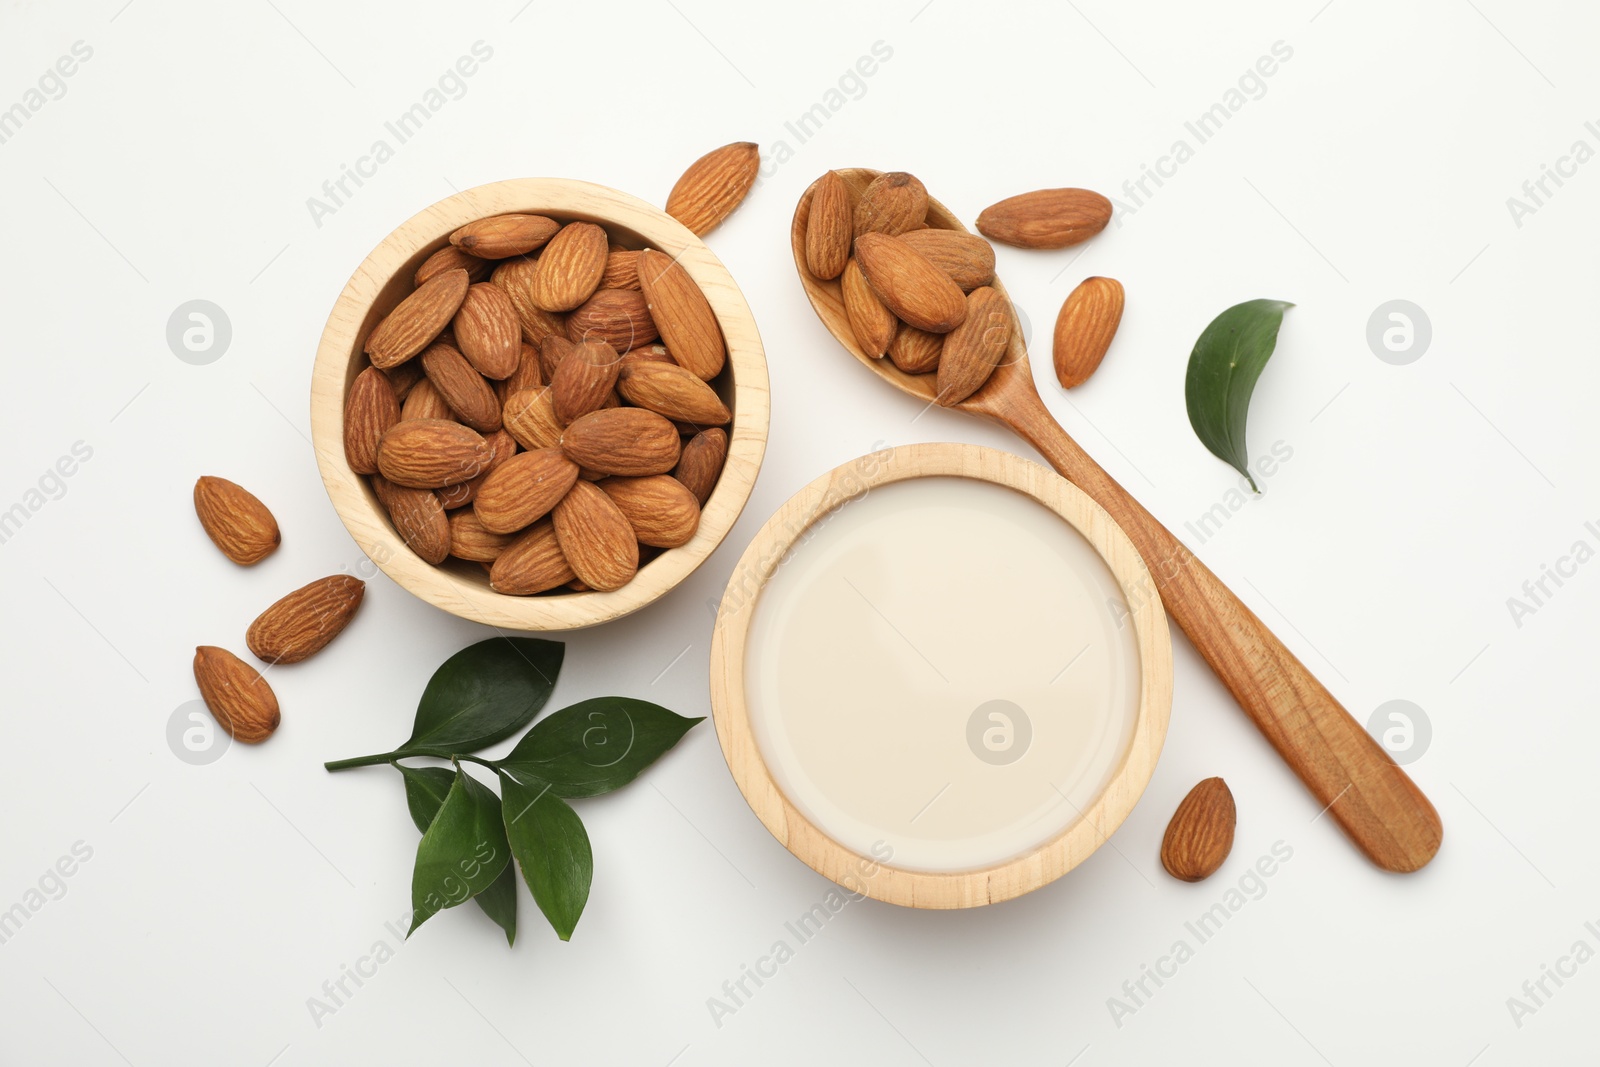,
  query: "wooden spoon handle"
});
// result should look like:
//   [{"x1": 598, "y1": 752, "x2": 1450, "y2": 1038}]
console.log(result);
[{"x1": 1001, "y1": 398, "x2": 1442, "y2": 872}]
